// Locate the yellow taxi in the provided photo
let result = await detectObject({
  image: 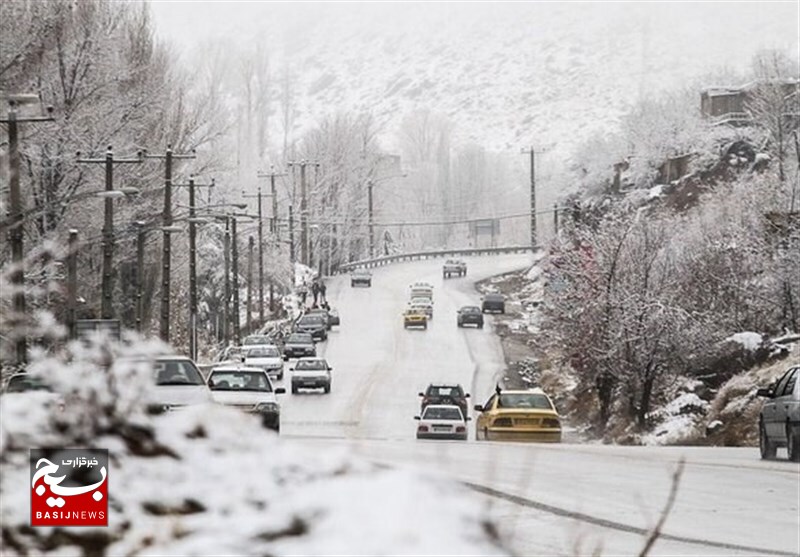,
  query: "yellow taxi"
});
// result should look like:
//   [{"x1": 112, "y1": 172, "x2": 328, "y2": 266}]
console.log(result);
[
  {"x1": 474, "y1": 387, "x2": 561, "y2": 442},
  {"x1": 403, "y1": 308, "x2": 428, "y2": 330}
]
